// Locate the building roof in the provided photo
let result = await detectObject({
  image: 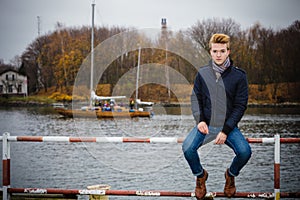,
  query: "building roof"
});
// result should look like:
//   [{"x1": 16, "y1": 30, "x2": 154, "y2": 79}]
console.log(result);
[{"x1": 0, "y1": 65, "x2": 22, "y2": 76}]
